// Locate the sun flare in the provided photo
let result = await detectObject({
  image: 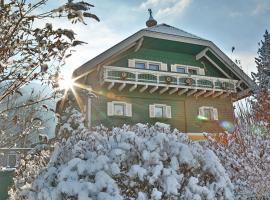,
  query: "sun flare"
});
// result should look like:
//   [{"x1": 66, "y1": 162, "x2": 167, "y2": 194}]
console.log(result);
[{"x1": 58, "y1": 75, "x2": 75, "y2": 90}]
